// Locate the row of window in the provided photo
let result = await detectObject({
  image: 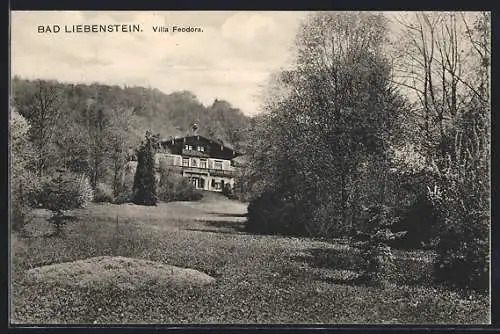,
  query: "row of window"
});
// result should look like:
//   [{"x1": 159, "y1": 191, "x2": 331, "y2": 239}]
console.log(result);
[
  {"x1": 184, "y1": 144, "x2": 205, "y2": 152},
  {"x1": 182, "y1": 158, "x2": 223, "y2": 170},
  {"x1": 187, "y1": 177, "x2": 225, "y2": 190}
]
